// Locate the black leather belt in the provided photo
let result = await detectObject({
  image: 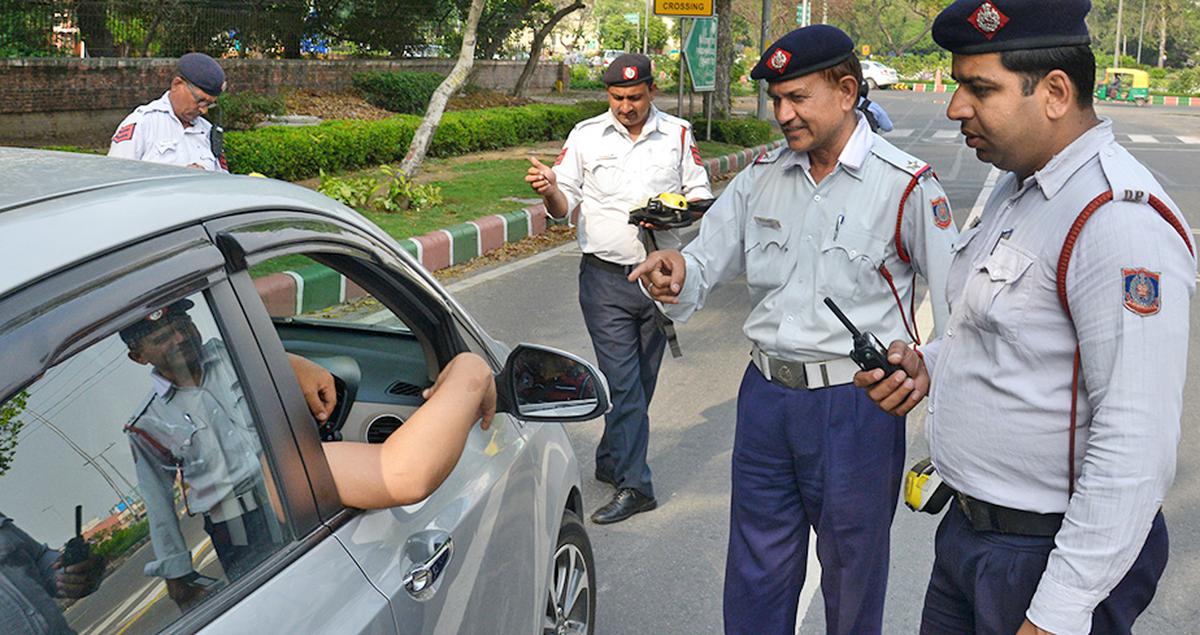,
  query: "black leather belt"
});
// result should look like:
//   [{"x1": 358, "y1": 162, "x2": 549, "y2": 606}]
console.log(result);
[
  {"x1": 955, "y1": 491, "x2": 1064, "y2": 537},
  {"x1": 582, "y1": 252, "x2": 635, "y2": 275}
]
